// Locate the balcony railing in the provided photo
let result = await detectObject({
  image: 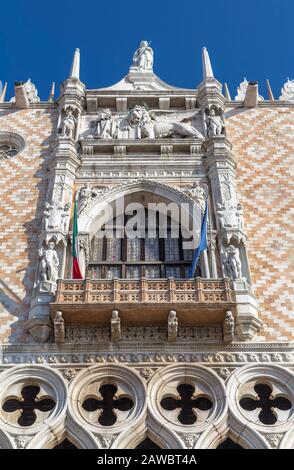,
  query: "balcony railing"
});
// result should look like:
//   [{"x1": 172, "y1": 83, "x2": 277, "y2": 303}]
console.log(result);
[
  {"x1": 51, "y1": 277, "x2": 235, "y2": 326},
  {"x1": 55, "y1": 277, "x2": 233, "y2": 304}
]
